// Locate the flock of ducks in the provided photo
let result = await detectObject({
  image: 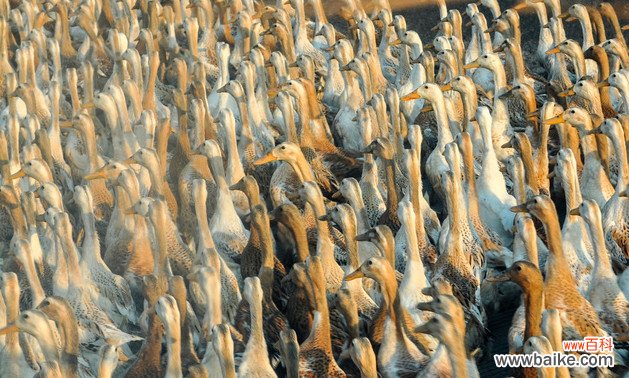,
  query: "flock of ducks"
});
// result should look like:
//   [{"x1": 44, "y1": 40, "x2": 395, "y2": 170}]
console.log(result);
[{"x1": 0, "y1": 0, "x2": 627, "y2": 376}]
